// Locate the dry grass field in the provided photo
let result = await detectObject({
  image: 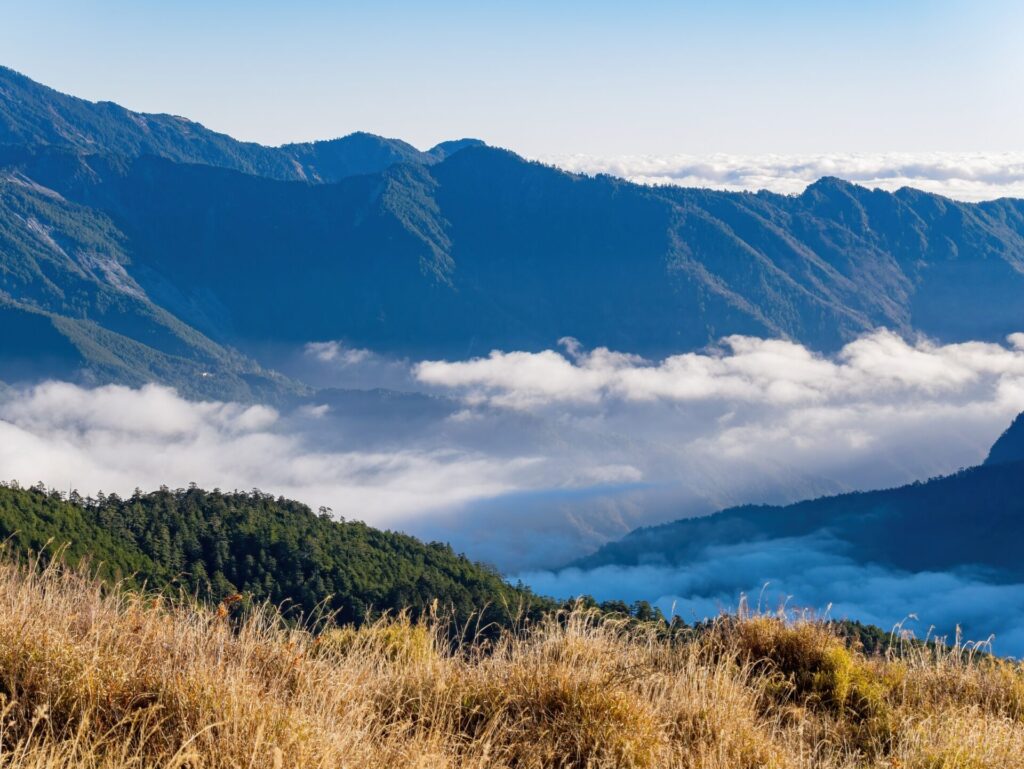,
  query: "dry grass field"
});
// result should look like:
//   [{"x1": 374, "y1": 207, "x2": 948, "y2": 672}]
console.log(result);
[{"x1": 1, "y1": 556, "x2": 1023, "y2": 769}]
